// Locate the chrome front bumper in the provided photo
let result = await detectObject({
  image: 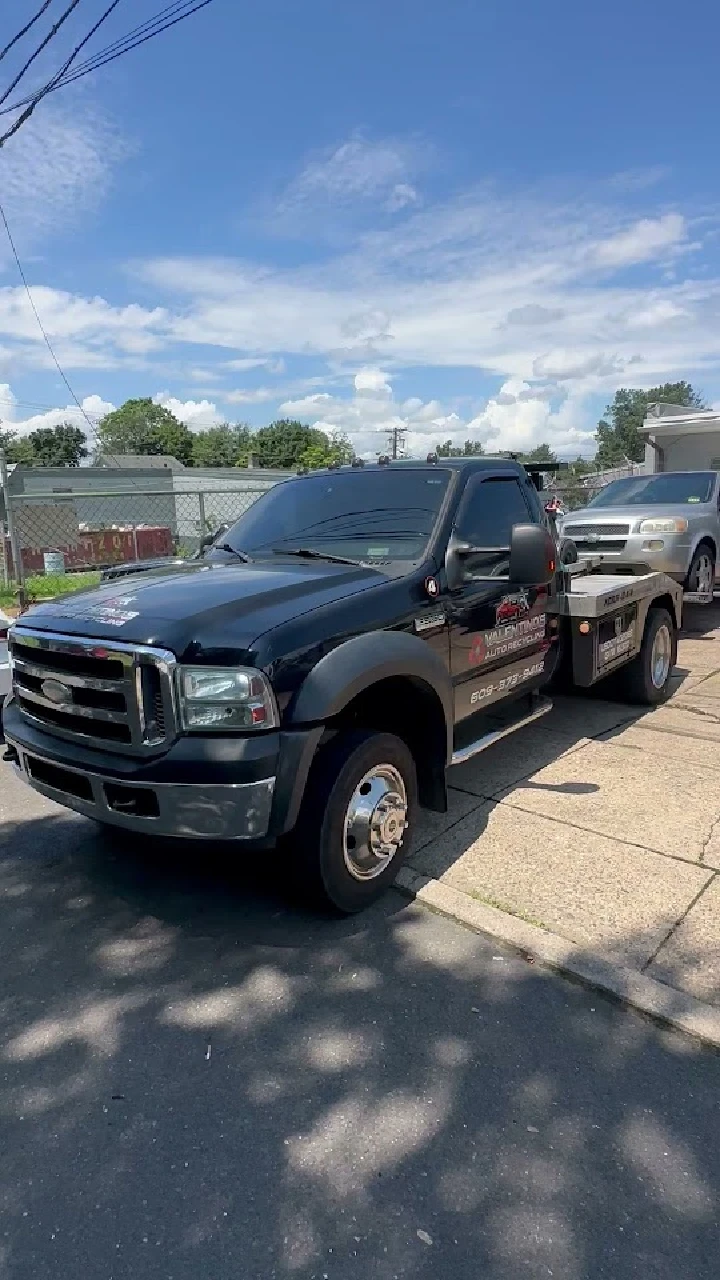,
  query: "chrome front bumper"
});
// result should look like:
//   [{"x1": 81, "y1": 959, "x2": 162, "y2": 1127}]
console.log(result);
[{"x1": 8, "y1": 740, "x2": 275, "y2": 840}]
